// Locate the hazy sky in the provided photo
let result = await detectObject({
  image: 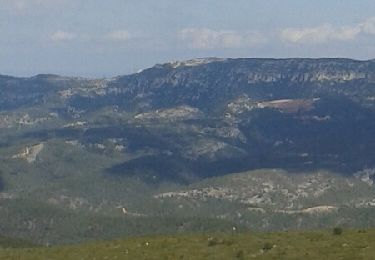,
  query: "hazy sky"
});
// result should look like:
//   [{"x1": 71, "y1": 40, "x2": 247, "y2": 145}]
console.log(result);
[{"x1": 1, "y1": 0, "x2": 375, "y2": 77}]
